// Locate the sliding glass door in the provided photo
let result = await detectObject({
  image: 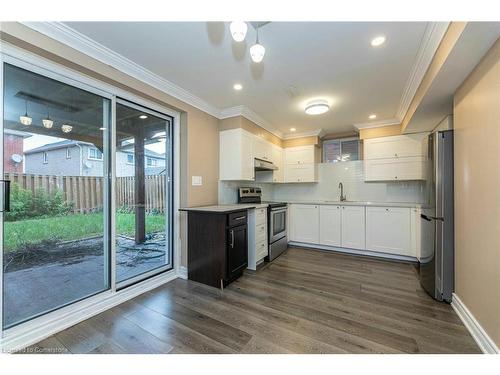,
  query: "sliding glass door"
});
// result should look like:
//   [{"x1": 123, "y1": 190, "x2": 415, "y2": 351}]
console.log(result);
[
  {"x1": 0, "y1": 60, "x2": 175, "y2": 331},
  {"x1": 115, "y1": 100, "x2": 173, "y2": 286},
  {"x1": 2, "y1": 63, "x2": 111, "y2": 328}
]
